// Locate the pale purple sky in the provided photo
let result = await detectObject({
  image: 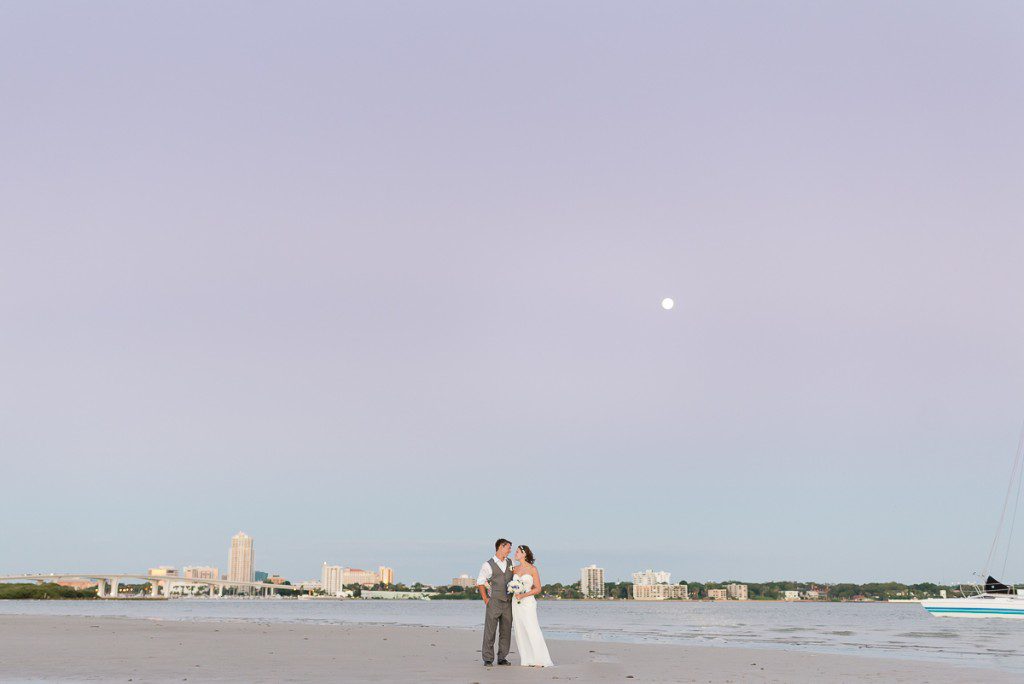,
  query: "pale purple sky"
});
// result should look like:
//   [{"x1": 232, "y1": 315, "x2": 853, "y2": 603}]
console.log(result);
[{"x1": 2, "y1": 1, "x2": 1023, "y2": 585}]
